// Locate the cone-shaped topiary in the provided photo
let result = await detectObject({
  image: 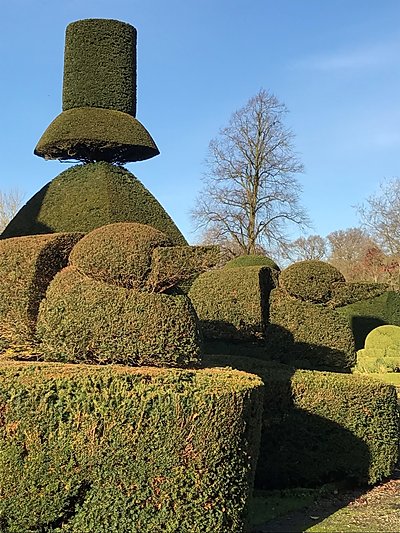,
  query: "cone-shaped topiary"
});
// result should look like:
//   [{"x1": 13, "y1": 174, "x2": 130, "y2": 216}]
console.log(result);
[
  {"x1": 224, "y1": 254, "x2": 280, "y2": 271},
  {"x1": 34, "y1": 19, "x2": 159, "y2": 163},
  {"x1": 1, "y1": 162, "x2": 187, "y2": 245},
  {"x1": 70, "y1": 222, "x2": 172, "y2": 289},
  {"x1": 279, "y1": 260, "x2": 345, "y2": 303}
]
